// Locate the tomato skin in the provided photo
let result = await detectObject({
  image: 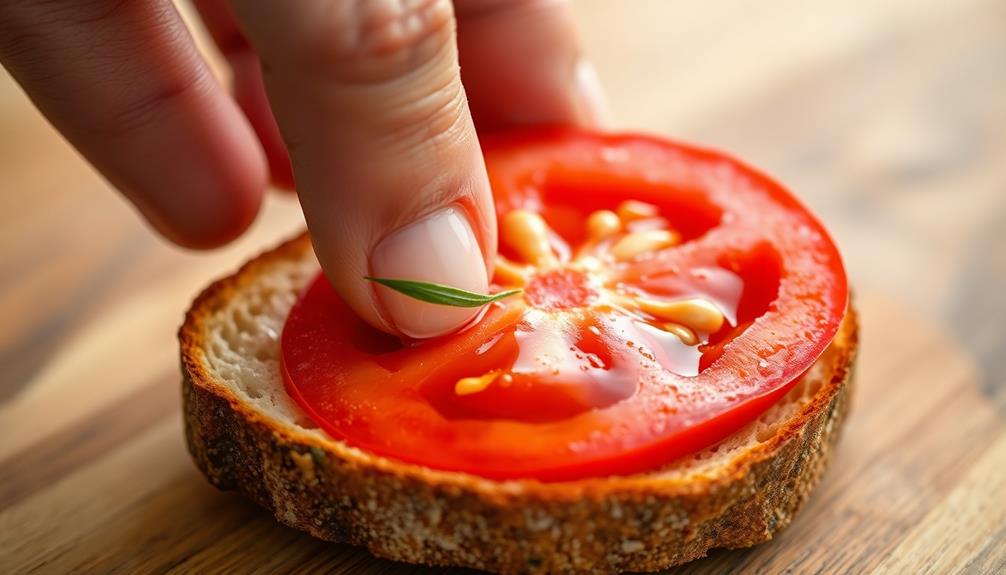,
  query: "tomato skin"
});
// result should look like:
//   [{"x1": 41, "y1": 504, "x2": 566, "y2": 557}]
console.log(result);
[{"x1": 281, "y1": 129, "x2": 848, "y2": 481}]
